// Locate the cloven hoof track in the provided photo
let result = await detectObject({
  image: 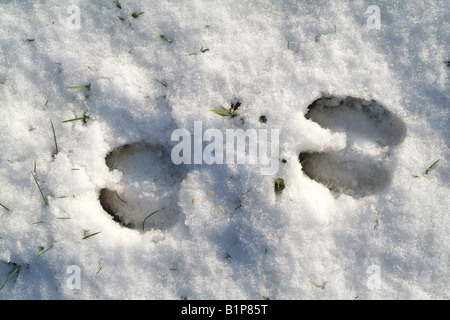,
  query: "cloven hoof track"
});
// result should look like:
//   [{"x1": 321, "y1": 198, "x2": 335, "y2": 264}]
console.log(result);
[
  {"x1": 300, "y1": 95, "x2": 406, "y2": 199},
  {"x1": 99, "y1": 141, "x2": 187, "y2": 232}
]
